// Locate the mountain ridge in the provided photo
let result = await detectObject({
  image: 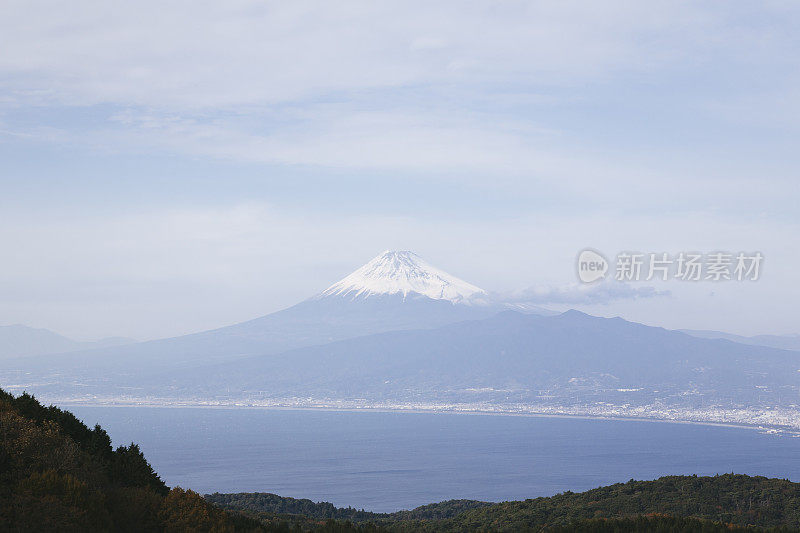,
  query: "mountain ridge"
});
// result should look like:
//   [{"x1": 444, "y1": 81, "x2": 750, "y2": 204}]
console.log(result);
[
  {"x1": 100, "y1": 309, "x2": 800, "y2": 422},
  {"x1": 679, "y1": 328, "x2": 800, "y2": 352},
  {"x1": 0, "y1": 251, "x2": 517, "y2": 375},
  {"x1": 0, "y1": 324, "x2": 135, "y2": 360}
]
